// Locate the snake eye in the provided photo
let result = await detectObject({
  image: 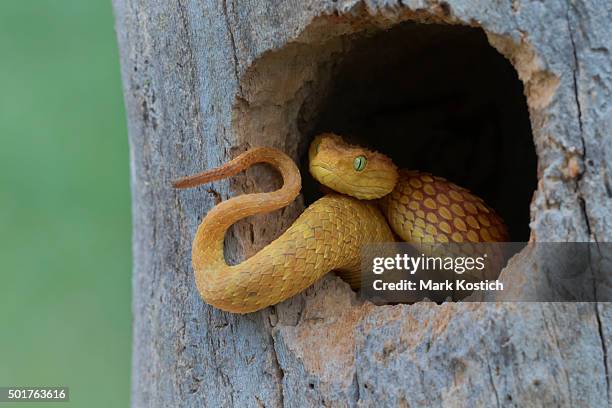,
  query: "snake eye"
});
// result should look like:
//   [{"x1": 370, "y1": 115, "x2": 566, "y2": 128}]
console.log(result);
[
  {"x1": 312, "y1": 138, "x2": 322, "y2": 154},
  {"x1": 353, "y1": 155, "x2": 367, "y2": 171}
]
